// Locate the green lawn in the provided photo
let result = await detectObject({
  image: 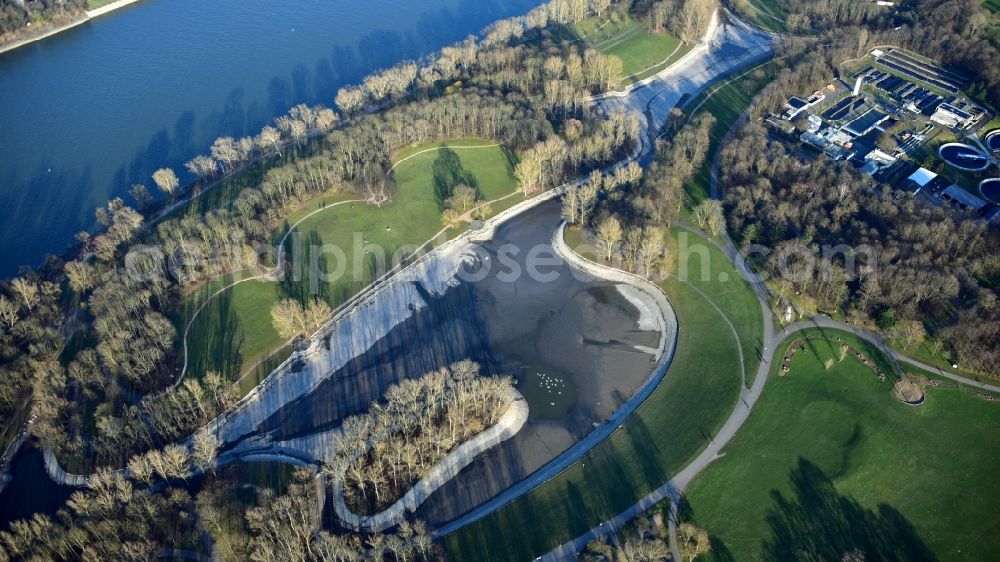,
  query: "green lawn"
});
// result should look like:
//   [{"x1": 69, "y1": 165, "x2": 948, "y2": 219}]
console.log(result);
[
  {"x1": 684, "y1": 328, "x2": 1000, "y2": 561},
  {"x1": 907, "y1": 127, "x2": 994, "y2": 197},
  {"x1": 886, "y1": 335, "x2": 993, "y2": 383},
  {"x1": 736, "y1": 0, "x2": 790, "y2": 33},
  {"x1": 682, "y1": 60, "x2": 779, "y2": 207},
  {"x1": 86, "y1": 0, "x2": 120, "y2": 9},
  {"x1": 982, "y1": 0, "x2": 999, "y2": 13},
  {"x1": 575, "y1": 12, "x2": 686, "y2": 84},
  {"x1": 176, "y1": 138, "x2": 516, "y2": 386},
  {"x1": 670, "y1": 228, "x2": 764, "y2": 385},
  {"x1": 444, "y1": 229, "x2": 760, "y2": 562}
]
